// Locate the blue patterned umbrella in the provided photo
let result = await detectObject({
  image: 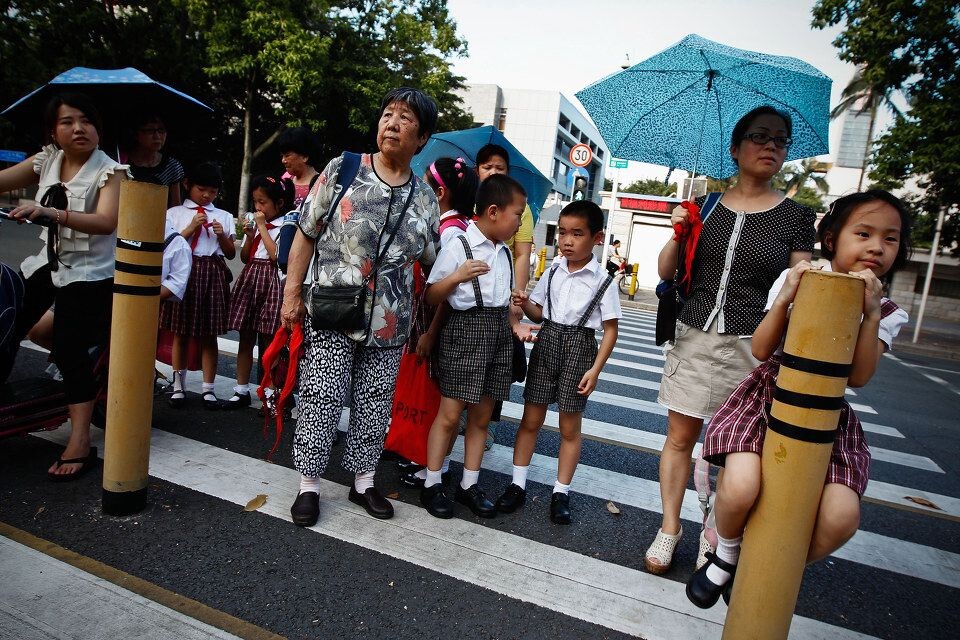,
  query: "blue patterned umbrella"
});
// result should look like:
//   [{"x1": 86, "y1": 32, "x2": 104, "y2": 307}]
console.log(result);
[
  {"x1": 576, "y1": 34, "x2": 831, "y2": 179},
  {"x1": 412, "y1": 126, "x2": 552, "y2": 221}
]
